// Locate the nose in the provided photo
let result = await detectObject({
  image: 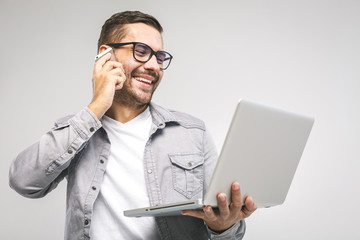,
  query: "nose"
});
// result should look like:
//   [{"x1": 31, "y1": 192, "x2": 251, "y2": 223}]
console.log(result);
[{"x1": 143, "y1": 54, "x2": 161, "y2": 71}]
